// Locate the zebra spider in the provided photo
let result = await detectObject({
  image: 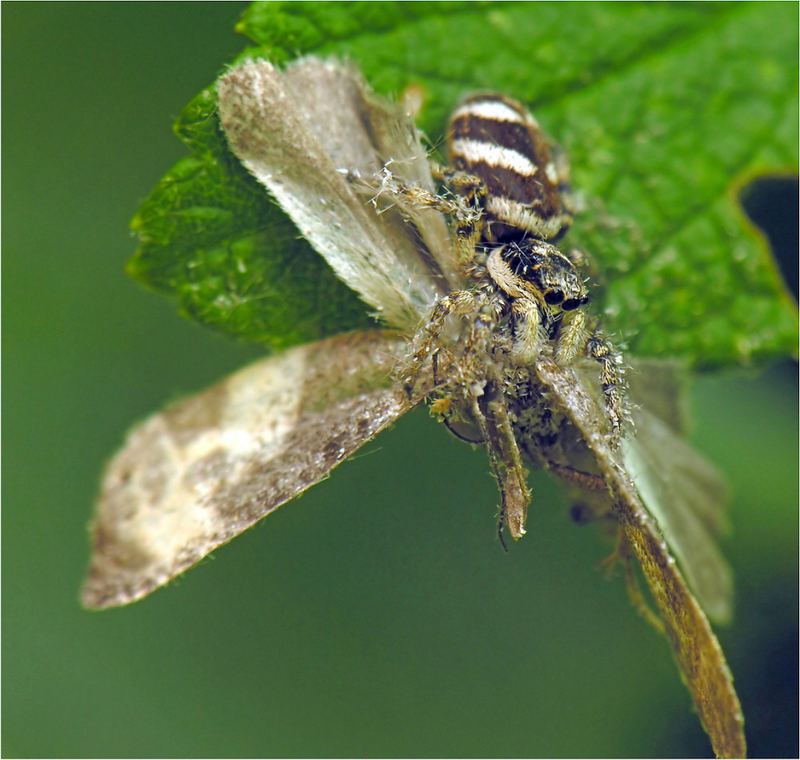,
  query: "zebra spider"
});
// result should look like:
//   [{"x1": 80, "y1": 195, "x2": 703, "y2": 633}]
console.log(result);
[{"x1": 372, "y1": 92, "x2": 626, "y2": 542}]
